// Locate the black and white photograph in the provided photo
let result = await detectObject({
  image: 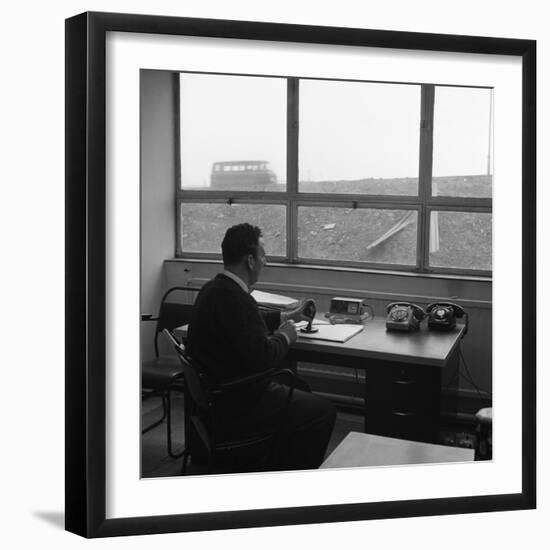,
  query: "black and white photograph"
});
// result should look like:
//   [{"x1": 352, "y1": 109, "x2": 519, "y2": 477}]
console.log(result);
[
  {"x1": 3, "y1": 1, "x2": 547, "y2": 548},
  {"x1": 140, "y1": 69, "x2": 494, "y2": 479}
]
